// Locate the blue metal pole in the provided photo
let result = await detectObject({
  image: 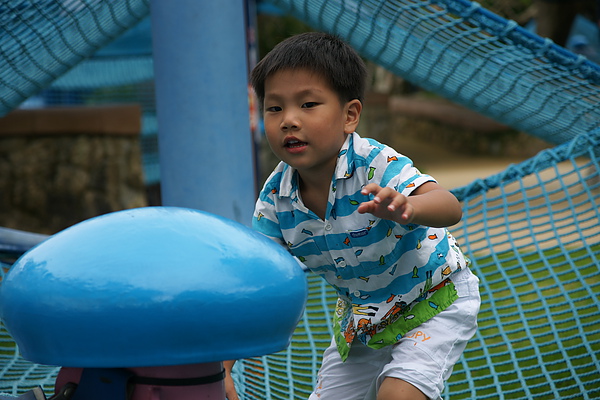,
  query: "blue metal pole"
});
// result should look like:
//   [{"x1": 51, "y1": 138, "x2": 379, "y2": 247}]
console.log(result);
[{"x1": 150, "y1": 0, "x2": 255, "y2": 226}]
